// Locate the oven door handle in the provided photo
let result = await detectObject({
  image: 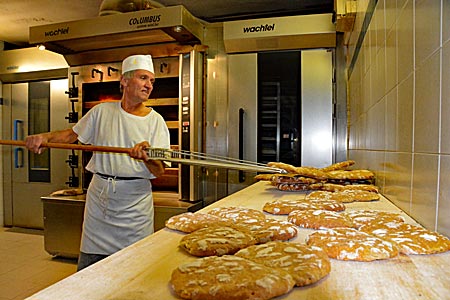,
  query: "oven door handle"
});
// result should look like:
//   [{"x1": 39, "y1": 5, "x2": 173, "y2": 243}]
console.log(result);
[
  {"x1": 14, "y1": 148, "x2": 24, "y2": 168},
  {"x1": 13, "y1": 119, "x2": 24, "y2": 140},
  {"x1": 13, "y1": 119, "x2": 25, "y2": 168}
]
